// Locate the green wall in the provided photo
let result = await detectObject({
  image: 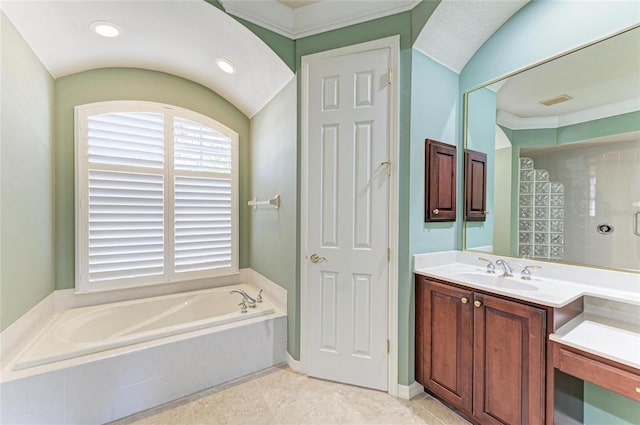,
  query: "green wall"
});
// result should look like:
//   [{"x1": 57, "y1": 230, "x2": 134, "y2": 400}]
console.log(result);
[
  {"x1": 249, "y1": 77, "x2": 298, "y2": 357},
  {"x1": 0, "y1": 13, "x2": 56, "y2": 332},
  {"x1": 460, "y1": 1, "x2": 640, "y2": 92},
  {"x1": 464, "y1": 87, "x2": 496, "y2": 250},
  {"x1": 408, "y1": 50, "x2": 460, "y2": 381},
  {"x1": 584, "y1": 383, "x2": 640, "y2": 425},
  {"x1": 54, "y1": 68, "x2": 250, "y2": 289}
]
